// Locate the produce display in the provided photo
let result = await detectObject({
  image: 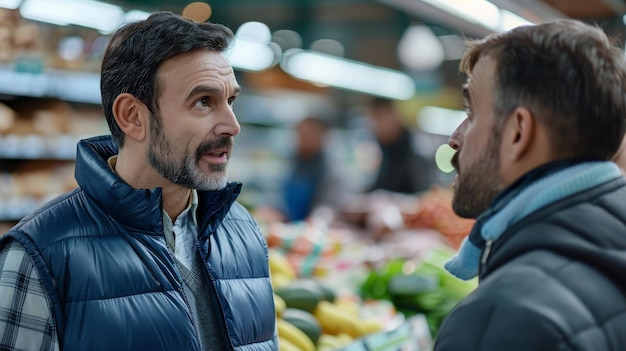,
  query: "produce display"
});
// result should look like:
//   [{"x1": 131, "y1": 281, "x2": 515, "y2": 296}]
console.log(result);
[
  {"x1": 359, "y1": 246, "x2": 476, "y2": 335},
  {"x1": 270, "y1": 252, "x2": 392, "y2": 351},
  {"x1": 264, "y1": 188, "x2": 478, "y2": 350},
  {"x1": 402, "y1": 186, "x2": 475, "y2": 250}
]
